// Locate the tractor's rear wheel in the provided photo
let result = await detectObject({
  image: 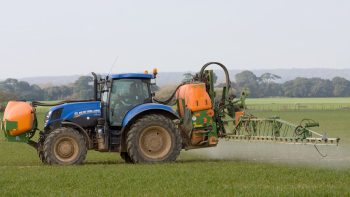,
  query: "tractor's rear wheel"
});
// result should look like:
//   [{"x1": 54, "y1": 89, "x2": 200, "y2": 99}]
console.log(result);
[
  {"x1": 43, "y1": 127, "x2": 87, "y2": 165},
  {"x1": 126, "y1": 115, "x2": 182, "y2": 163}
]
